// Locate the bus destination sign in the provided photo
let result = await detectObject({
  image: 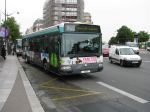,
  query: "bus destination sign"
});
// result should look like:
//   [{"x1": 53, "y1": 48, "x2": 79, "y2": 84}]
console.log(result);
[{"x1": 65, "y1": 24, "x2": 100, "y2": 33}]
